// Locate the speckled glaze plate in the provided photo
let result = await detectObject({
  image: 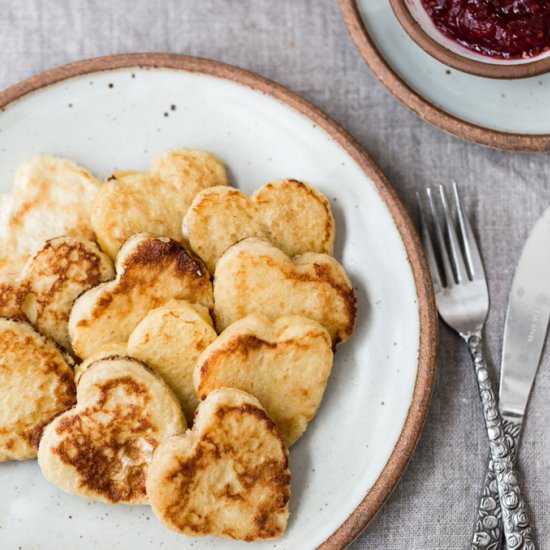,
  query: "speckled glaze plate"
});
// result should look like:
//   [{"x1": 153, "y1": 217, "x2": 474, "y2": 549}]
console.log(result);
[
  {"x1": 0, "y1": 54, "x2": 436, "y2": 550},
  {"x1": 341, "y1": 0, "x2": 550, "y2": 151}
]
